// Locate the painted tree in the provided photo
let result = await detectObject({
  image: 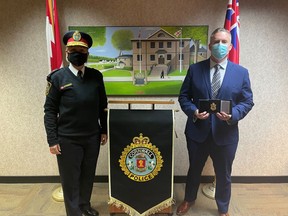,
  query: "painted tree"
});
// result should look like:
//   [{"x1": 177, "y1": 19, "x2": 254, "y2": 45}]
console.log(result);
[{"x1": 111, "y1": 29, "x2": 134, "y2": 56}]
